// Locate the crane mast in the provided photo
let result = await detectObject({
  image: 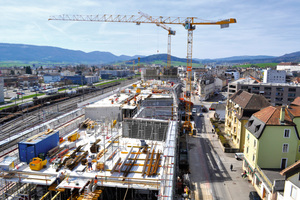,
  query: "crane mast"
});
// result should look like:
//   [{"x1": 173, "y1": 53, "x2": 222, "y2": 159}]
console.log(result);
[
  {"x1": 49, "y1": 13, "x2": 236, "y2": 134},
  {"x1": 138, "y1": 11, "x2": 175, "y2": 69}
]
